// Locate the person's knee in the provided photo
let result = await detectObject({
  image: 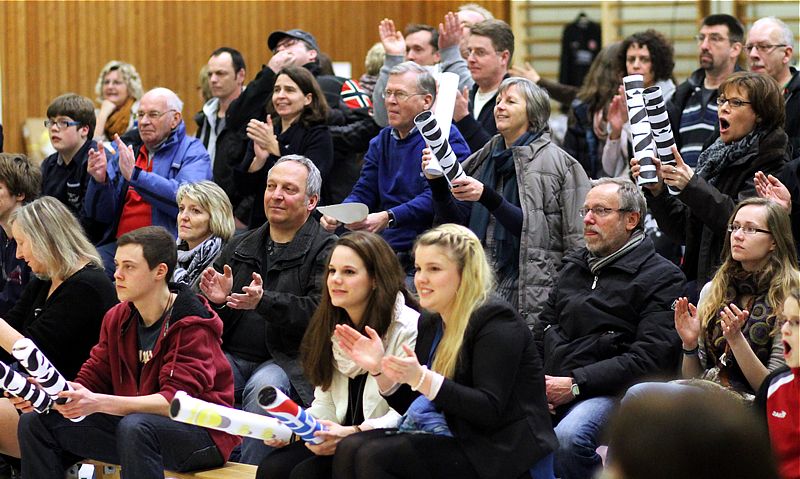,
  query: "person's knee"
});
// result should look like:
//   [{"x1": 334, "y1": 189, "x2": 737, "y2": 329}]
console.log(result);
[
  {"x1": 17, "y1": 411, "x2": 43, "y2": 444},
  {"x1": 116, "y1": 414, "x2": 157, "y2": 445}
]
